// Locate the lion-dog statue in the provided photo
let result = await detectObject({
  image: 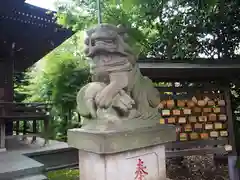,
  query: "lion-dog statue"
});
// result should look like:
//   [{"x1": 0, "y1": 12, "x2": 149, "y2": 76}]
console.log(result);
[{"x1": 77, "y1": 24, "x2": 160, "y2": 125}]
